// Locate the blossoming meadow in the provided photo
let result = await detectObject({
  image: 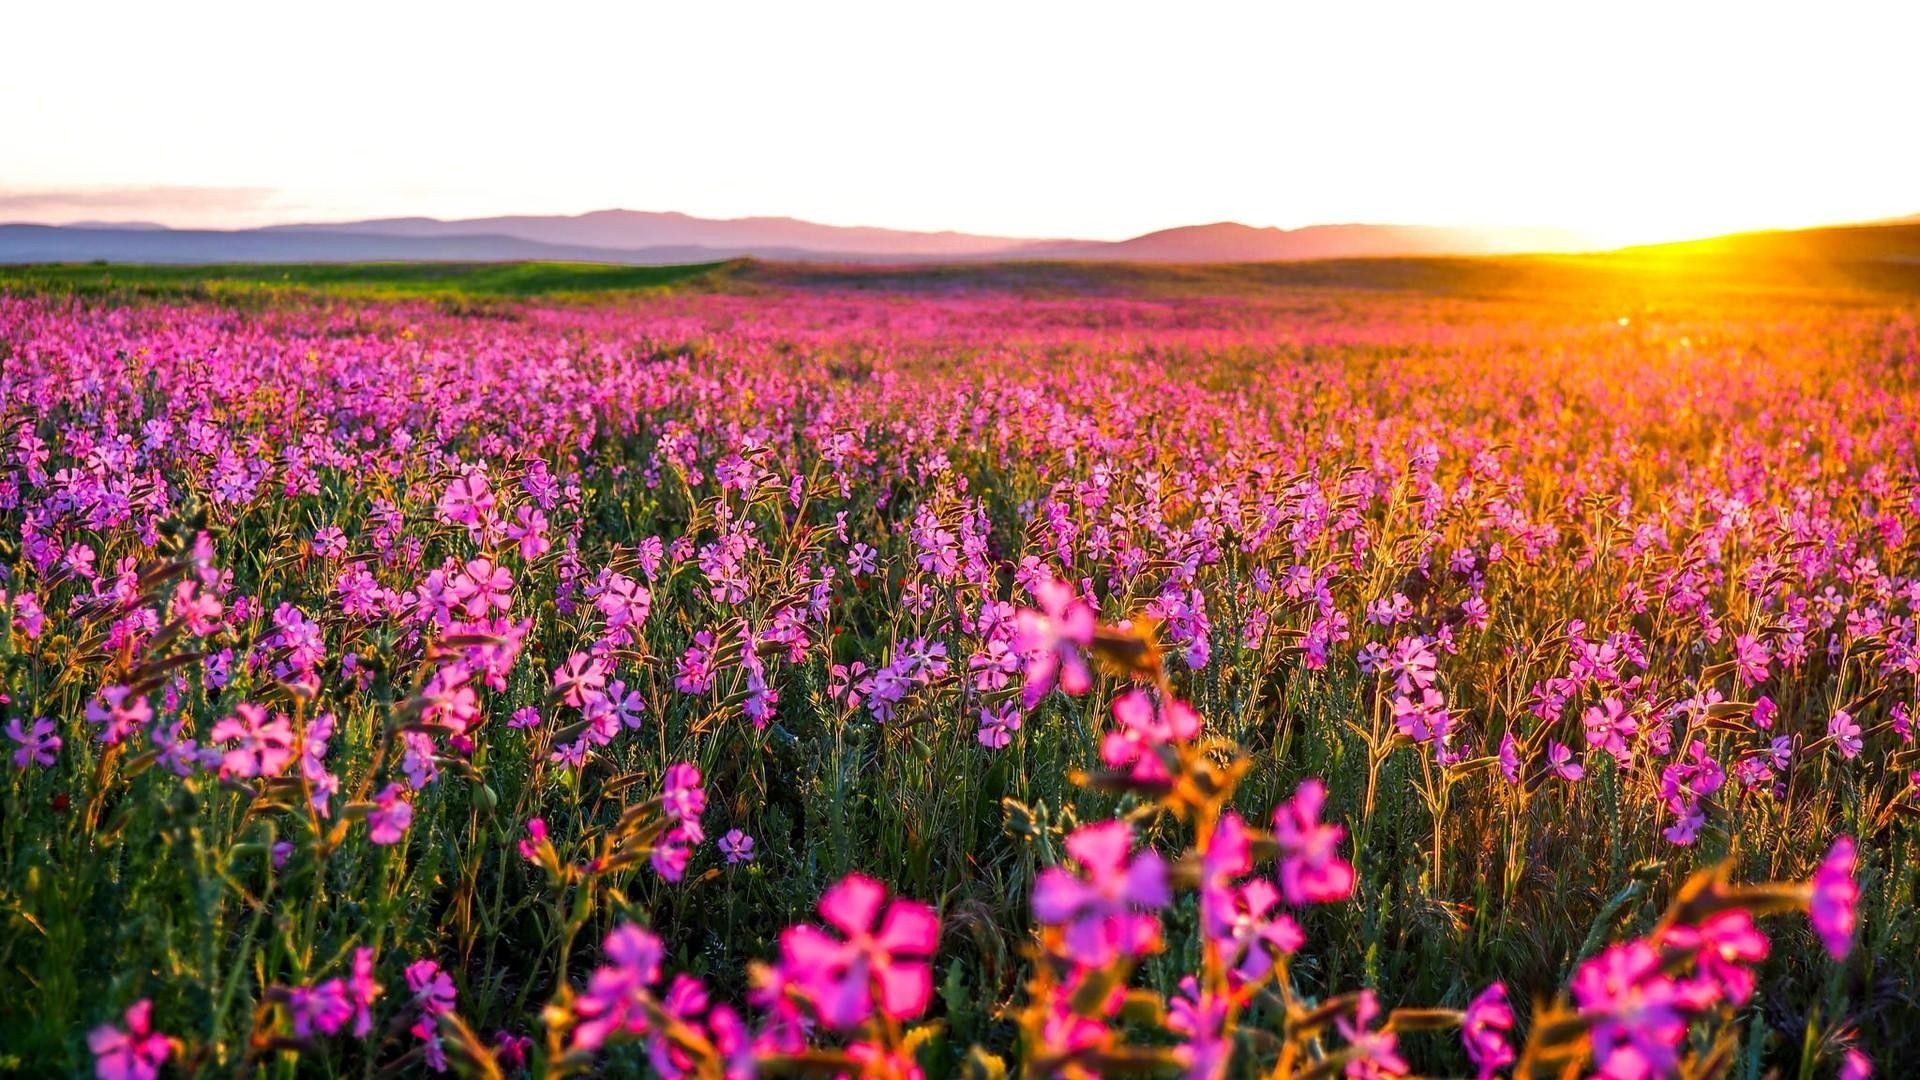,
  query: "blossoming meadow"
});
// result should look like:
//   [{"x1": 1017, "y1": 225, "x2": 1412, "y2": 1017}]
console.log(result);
[{"x1": 0, "y1": 268, "x2": 1914, "y2": 1078}]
